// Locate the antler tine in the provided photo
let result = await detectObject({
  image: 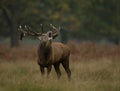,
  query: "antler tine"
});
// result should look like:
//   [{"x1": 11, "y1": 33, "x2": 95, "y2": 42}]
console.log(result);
[
  {"x1": 50, "y1": 24, "x2": 61, "y2": 39},
  {"x1": 18, "y1": 25, "x2": 27, "y2": 40},
  {"x1": 40, "y1": 24, "x2": 43, "y2": 33},
  {"x1": 50, "y1": 24, "x2": 57, "y2": 30},
  {"x1": 19, "y1": 25, "x2": 22, "y2": 29},
  {"x1": 50, "y1": 24, "x2": 61, "y2": 32},
  {"x1": 18, "y1": 25, "x2": 42, "y2": 40},
  {"x1": 18, "y1": 25, "x2": 27, "y2": 33},
  {"x1": 25, "y1": 25, "x2": 42, "y2": 36},
  {"x1": 24, "y1": 25, "x2": 34, "y2": 36}
]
